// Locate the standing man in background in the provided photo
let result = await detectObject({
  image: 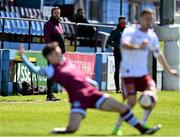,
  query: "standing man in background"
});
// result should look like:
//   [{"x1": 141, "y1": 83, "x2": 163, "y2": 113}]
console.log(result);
[
  {"x1": 72, "y1": 8, "x2": 95, "y2": 38},
  {"x1": 44, "y1": 7, "x2": 66, "y2": 101},
  {"x1": 107, "y1": 16, "x2": 126, "y2": 93}
]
